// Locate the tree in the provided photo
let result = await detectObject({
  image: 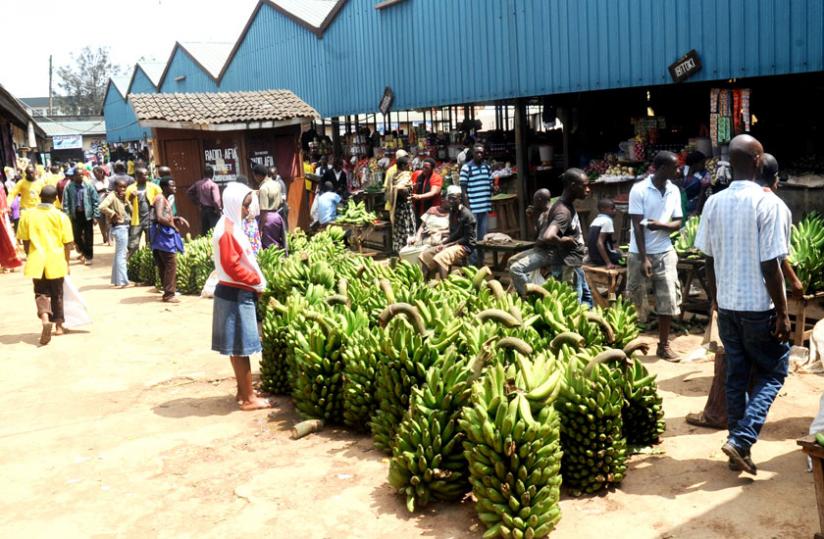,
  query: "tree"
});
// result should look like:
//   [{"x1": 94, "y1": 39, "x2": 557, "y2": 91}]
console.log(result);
[{"x1": 56, "y1": 46, "x2": 122, "y2": 116}]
